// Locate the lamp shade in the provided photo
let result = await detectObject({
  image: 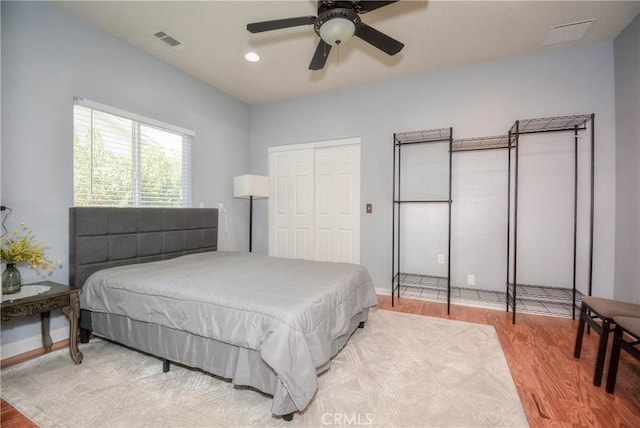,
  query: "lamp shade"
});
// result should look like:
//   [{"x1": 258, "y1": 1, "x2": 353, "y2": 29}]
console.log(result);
[{"x1": 233, "y1": 174, "x2": 269, "y2": 199}]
